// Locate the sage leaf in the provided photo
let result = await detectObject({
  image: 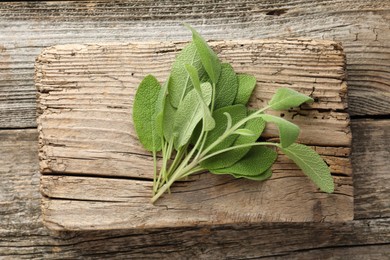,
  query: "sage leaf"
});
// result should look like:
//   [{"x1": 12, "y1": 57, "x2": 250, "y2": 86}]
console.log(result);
[
  {"x1": 214, "y1": 63, "x2": 238, "y2": 109},
  {"x1": 173, "y1": 83, "x2": 212, "y2": 149},
  {"x1": 185, "y1": 64, "x2": 215, "y2": 131},
  {"x1": 211, "y1": 146, "x2": 277, "y2": 178},
  {"x1": 232, "y1": 128, "x2": 255, "y2": 136},
  {"x1": 203, "y1": 104, "x2": 247, "y2": 152},
  {"x1": 187, "y1": 24, "x2": 221, "y2": 84},
  {"x1": 223, "y1": 112, "x2": 232, "y2": 132},
  {"x1": 155, "y1": 77, "x2": 170, "y2": 137},
  {"x1": 162, "y1": 98, "x2": 177, "y2": 142},
  {"x1": 133, "y1": 75, "x2": 162, "y2": 152},
  {"x1": 269, "y1": 87, "x2": 314, "y2": 110},
  {"x1": 281, "y1": 143, "x2": 334, "y2": 193},
  {"x1": 234, "y1": 74, "x2": 257, "y2": 105},
  {"x1": 169, "y1": 42, "x2": 205, "y2": 108},
  {"x1": 199, "y1": 84, "x2": 216, "y2": 132},
  {"x1": 240, "y1": 167, "x2": 272, "y2": 181},
  {"x1": 201, "y1": 114, "x2": 265, "y2": 169},
  {"x1": 260, "y1": 114, "x2": 299, "y2": 148},
  {"x1": 132, "y1": 26, "x2": 334, "y2": 203}
]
